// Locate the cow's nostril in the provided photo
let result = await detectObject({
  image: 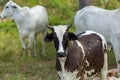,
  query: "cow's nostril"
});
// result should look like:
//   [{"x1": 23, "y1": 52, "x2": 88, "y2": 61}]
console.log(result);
[{"x1": 57, "y1": 52, "x2": 66, "y2": 57}]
